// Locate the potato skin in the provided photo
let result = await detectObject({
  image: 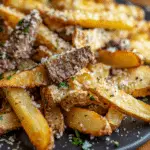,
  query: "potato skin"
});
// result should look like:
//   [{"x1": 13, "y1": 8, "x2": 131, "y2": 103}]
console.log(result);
[{"x1": 65, "y1": 107, "x2": 112, "y2": 136}]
